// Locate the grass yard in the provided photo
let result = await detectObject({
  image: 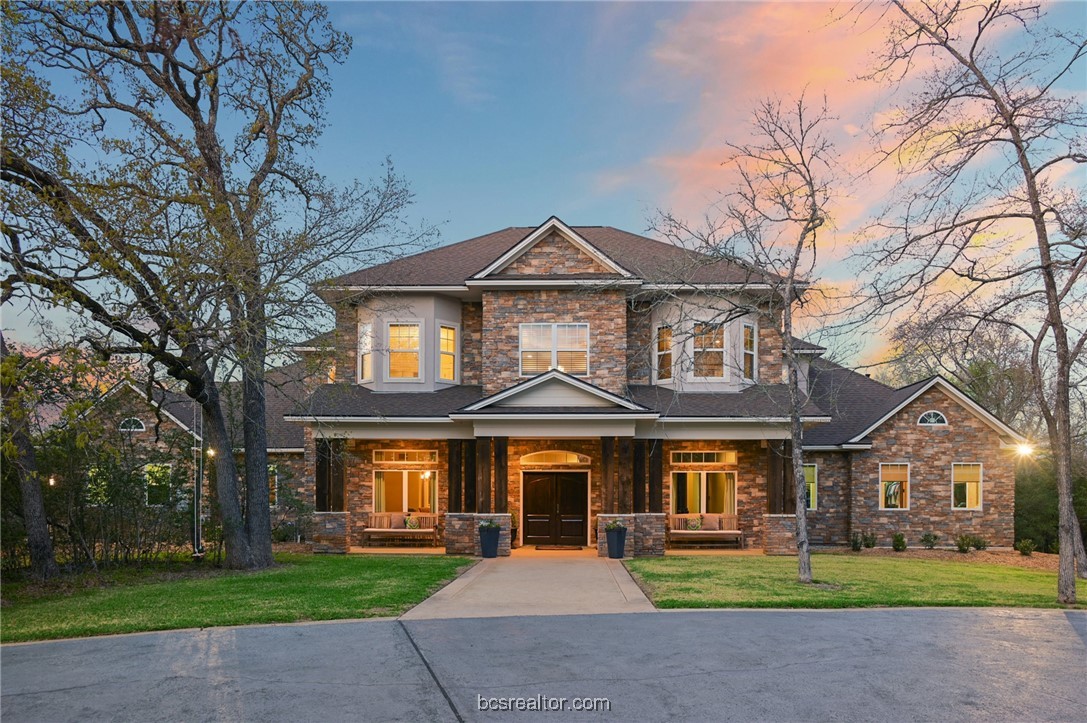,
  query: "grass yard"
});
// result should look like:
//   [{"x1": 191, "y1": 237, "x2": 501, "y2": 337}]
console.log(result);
[
  {"x1": 0, "y1": 553, "x2": 471, "y2": 643},
  {"x1": 626, "y1": 554, "x2": 1087, "y2": 609}
]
